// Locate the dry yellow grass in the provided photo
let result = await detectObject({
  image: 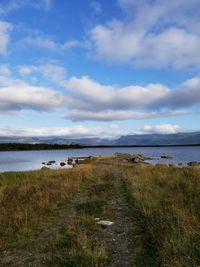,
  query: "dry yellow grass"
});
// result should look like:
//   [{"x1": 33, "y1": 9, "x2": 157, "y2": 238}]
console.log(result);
[
  {"x1": 0, "y1": 165, "x2": 93, "y2": 249},
  {"x1": 123, "y1": 164, "x2": 200, "y2": 267}
]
